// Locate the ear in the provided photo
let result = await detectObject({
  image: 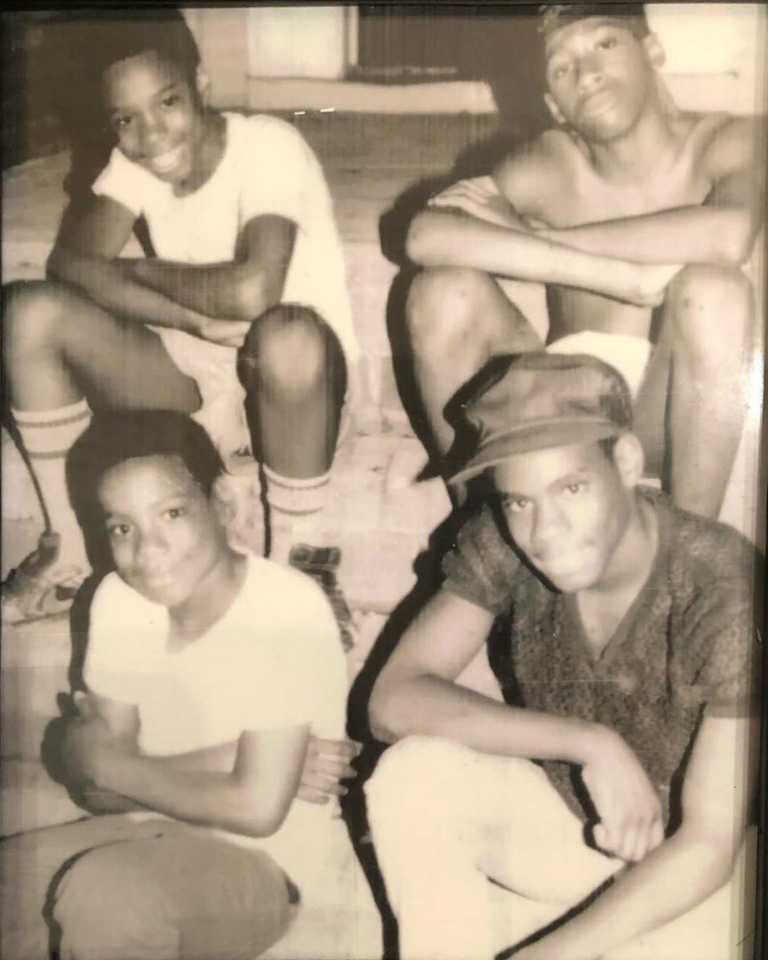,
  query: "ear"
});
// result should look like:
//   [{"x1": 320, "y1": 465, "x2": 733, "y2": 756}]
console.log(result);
[
  {"x1": 642, "y1": 33, "x2": 666, "y2": 71},
  {"x1": 195, "y1": 65, "x2": 212, "y2": 106},
  {"x1": 544, "y1": 91, "x2": 566, "y2": 126},
  {"x1": 612, "y1": 433, "x2": 645, "y2": 489}
]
